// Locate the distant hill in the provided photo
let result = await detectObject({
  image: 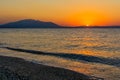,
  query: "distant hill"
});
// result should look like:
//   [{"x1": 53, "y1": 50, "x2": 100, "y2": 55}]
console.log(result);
[
  {"x1": 0, "y1": 19, "x2": 120, "y2": 28},
  {"x1": 0, "y1": 19, "x2": 62, "y2": 28}
]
